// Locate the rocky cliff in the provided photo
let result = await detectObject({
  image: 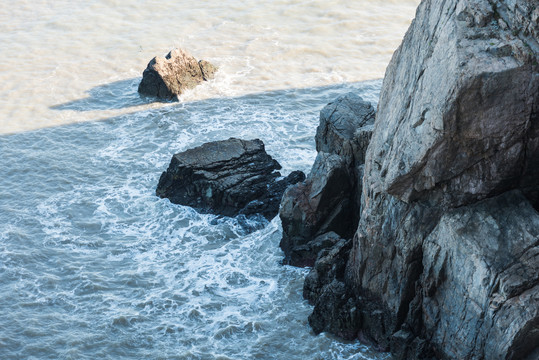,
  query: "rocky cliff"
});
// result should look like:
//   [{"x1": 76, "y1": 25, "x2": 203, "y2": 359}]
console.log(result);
[{"x1": 280, "y1": 0, "x2": 539, "y2": 359}]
